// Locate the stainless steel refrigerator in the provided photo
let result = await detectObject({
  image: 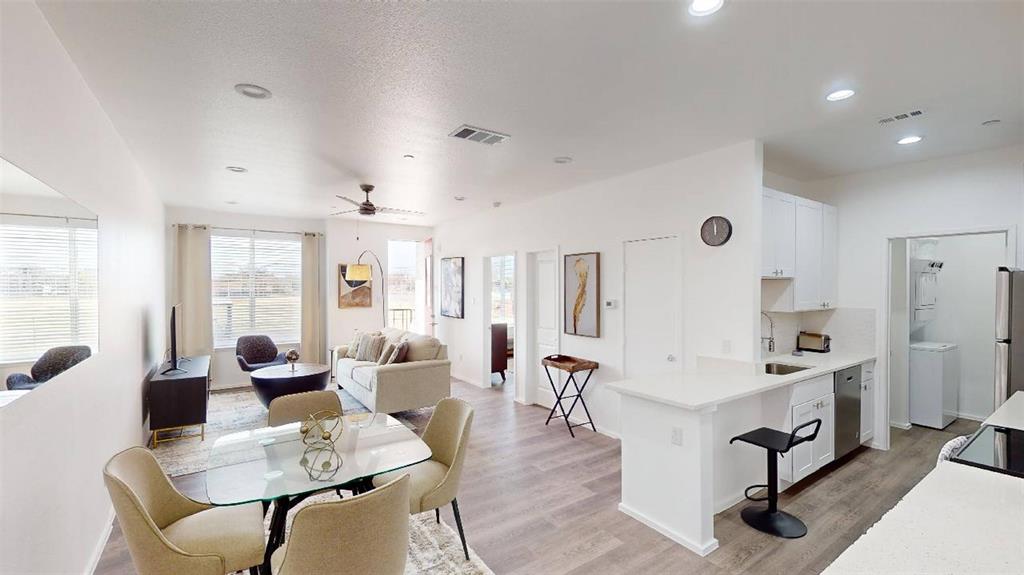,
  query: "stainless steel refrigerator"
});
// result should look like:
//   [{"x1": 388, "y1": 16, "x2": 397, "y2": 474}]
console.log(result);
[{"x1": 994, "y1": 267, "x2": 1024, "y2": 407}]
